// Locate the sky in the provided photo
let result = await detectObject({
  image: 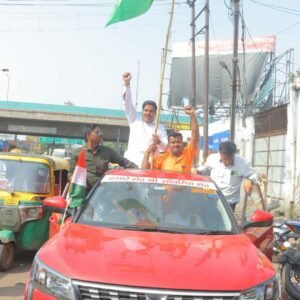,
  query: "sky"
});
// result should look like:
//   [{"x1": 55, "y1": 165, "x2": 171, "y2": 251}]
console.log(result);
[{"x1": 0, "y1": 0, "x2": 299, "y2": 112}]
